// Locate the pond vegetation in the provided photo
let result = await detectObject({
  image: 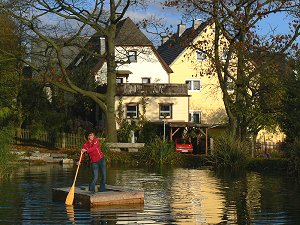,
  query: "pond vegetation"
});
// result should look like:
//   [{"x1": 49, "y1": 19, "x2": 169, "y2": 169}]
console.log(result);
[
  {"x1": 0, "y1": 127, "x2": 15, "y2": 179},
  {"x1": 209, "y1": 132, "x2": 251, "y2": 170},
  {"x1": 3, "y1": 132, "x2": 300, "y2": 179}
]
